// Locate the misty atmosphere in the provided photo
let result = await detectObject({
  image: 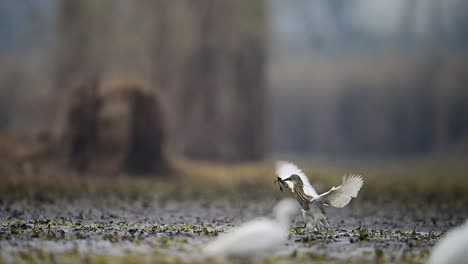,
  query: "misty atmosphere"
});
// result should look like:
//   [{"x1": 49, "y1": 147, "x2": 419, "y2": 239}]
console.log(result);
[{"x1": 0, "y1": 1, "x2": 467, "y2": 263}]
